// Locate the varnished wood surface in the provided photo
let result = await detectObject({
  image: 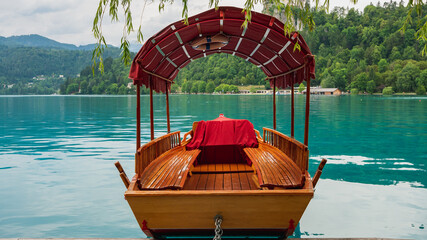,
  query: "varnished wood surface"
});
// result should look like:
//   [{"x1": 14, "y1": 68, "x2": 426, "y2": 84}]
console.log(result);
[
  {"x1": 135, "y1": 131, "x2": 181, "y2": 175},
  {"x1": 183, "y1": 172, "x2": 259, "y2": 190},
  {"x1": 126, "y1": 189, "x2": 313, "y2": 229},
  {"x1": 125, "y1": 172, "x2": 314, "y2": 230},
  {"x1": 139, "y1": 146, "x2": 201, "y2": 190},
  {"x1": 191, "y1": 163, "x2": 253, "y2": 173},
  {"x1": 244, "y1": 142, "x2": 304, "y2": 189},
  {"x1": 263, "y1": 128, "x2": 309, "y2": 171}
]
